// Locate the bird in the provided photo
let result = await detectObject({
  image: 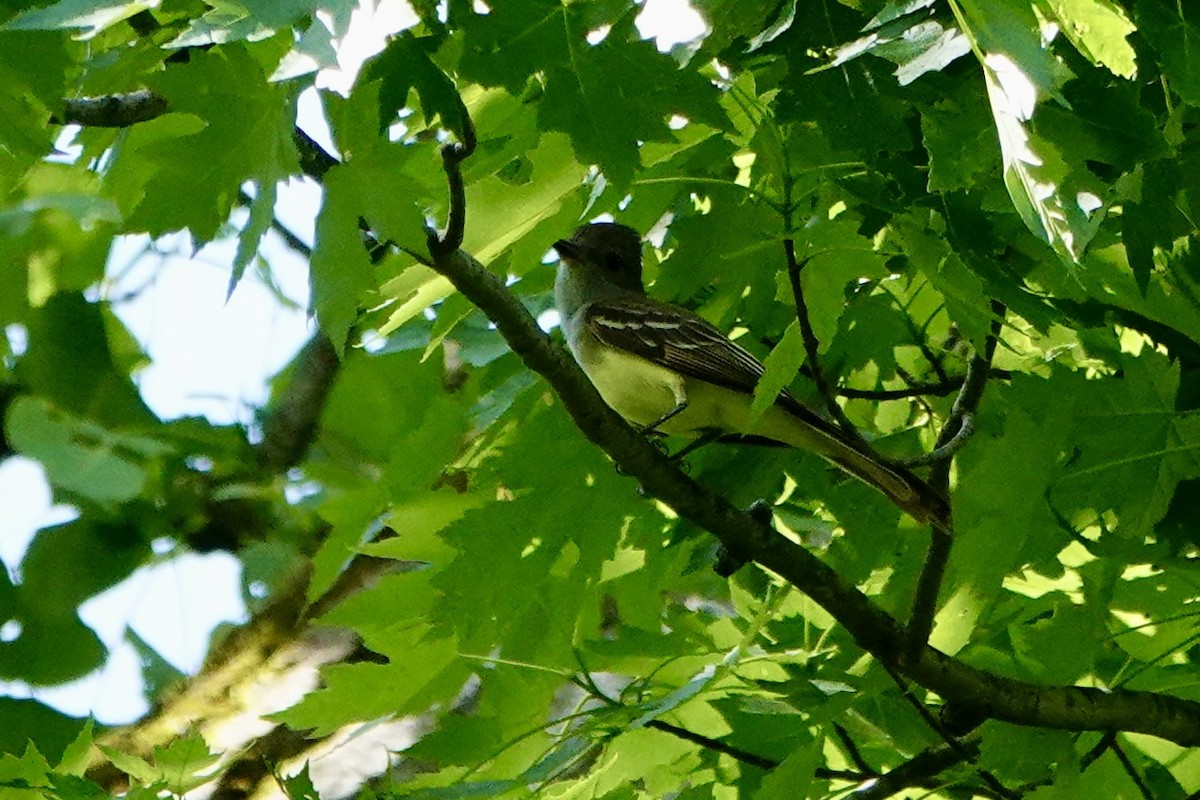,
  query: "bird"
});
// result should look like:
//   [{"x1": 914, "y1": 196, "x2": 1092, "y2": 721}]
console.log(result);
[{"x1": 552, "y1": 221, "x2": 948, "y2": 530}]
